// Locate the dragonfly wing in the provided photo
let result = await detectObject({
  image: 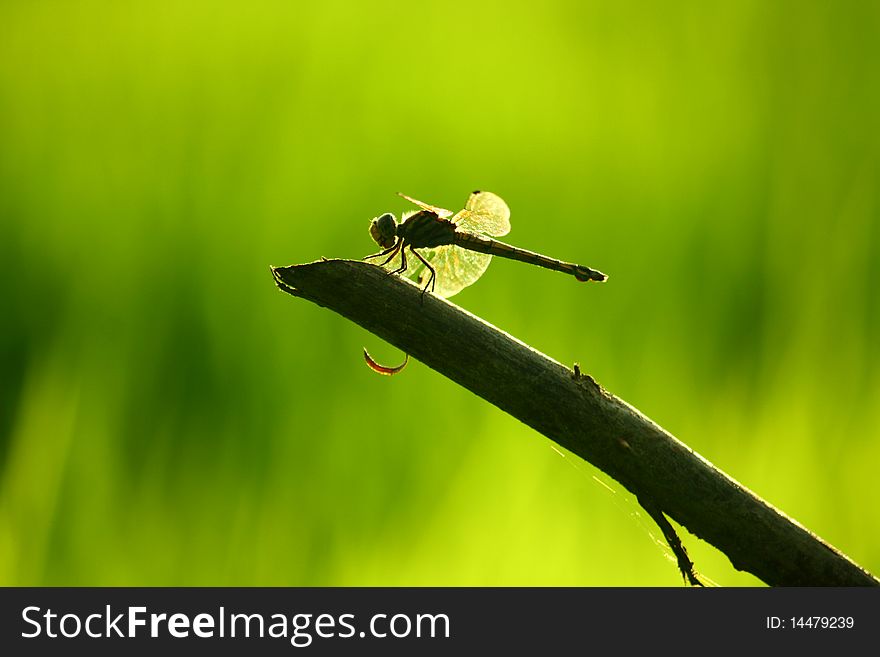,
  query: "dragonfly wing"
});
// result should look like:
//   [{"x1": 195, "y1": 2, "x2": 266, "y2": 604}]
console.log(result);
[
  {"x1": 410, "y1": 244, "x2": 492, "y2": 298},
  {"x1": 452, "y1": 190, "x2": 511, "y2": 237},
  {"x1": 397, "y1": 192, "x2": 454, "y2": 219}
]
